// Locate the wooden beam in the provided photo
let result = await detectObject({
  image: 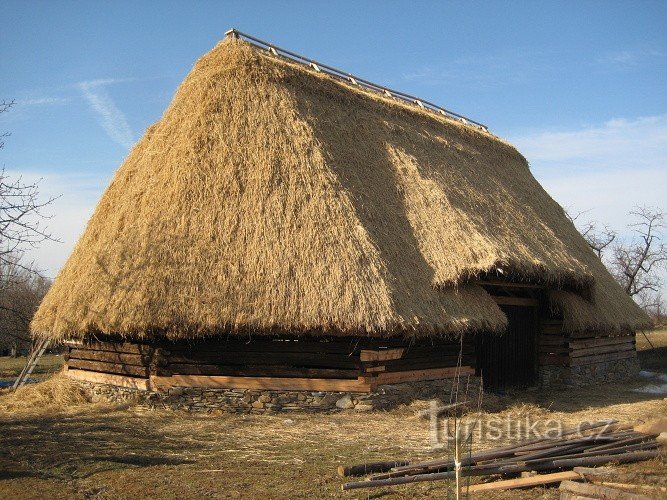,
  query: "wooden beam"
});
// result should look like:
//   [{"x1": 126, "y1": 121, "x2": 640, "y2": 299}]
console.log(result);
[
  {"x1": 466, "y1": 471, "x2": 580, "y2": 493},
  {"x1": 360, "y1": 348, "x2": 404, "y2": 362},
  {"x1": 374, "y1": 366, "x2": 474, "y2": 385},
  {"x1": 149, "y1": 374, "x2": 374, "y2": 392},
  {"x1": 569, "y1": 335, "x2": 635, "y2": 349},
  {"x1": 68, "y1": 349, "x2": 148, "y2": 366},
  {"x1": 493, "y1": 296, "x2": 538, "y2": 307},
  {"x1": 64, "y1": 368, "x2": 150, "y2": 390},
  {"x1": 569, "y1": 350, "x2": 636, "y2": 366},
  {"x1": 165, "y1": 363, "x2": 359, "y2": 379},
  {"x1": 570, "y1": 343, "x2": 635, "y2": 358},
  {"x1": 478, "y1": 280, "x2": 544, "y2": 289},
  {"x1": 559, "y1": 479, "x2": 651, "y2": 500},
  {"x1": 66, "y1": 358, "x2": 149, "y2": 377},
  {"x1": 64, "y1": 340, "x2": 152, "y2": 355}
]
